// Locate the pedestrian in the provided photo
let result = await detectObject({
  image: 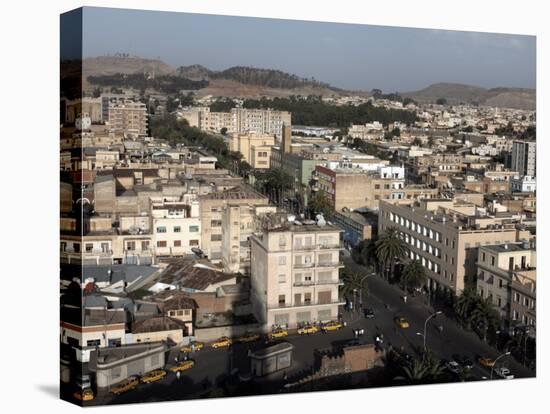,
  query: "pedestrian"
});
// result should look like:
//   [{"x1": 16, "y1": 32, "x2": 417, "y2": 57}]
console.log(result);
[
  {"x1": 176, "y1": 371, "x2": 181, "y2": 381},
  {"x1": 175, "y1": 355, "x2": 179, "y2": 363},
  {"x1": 343, "y1": 321, "x2": 347, "y2": 327}
]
